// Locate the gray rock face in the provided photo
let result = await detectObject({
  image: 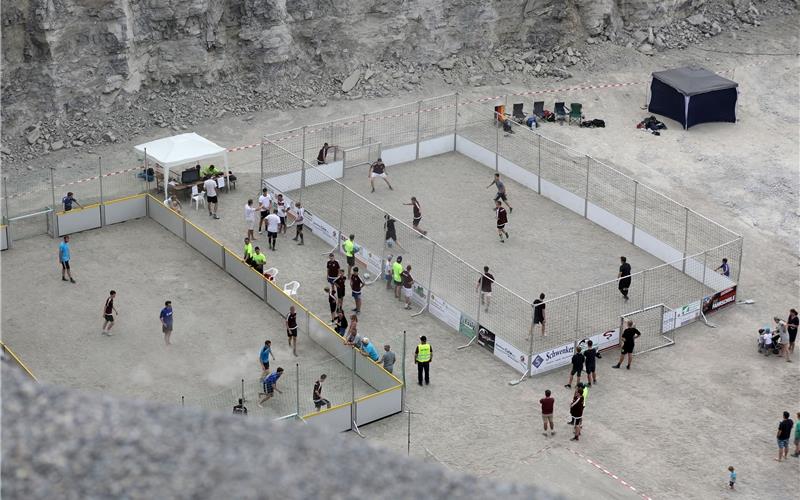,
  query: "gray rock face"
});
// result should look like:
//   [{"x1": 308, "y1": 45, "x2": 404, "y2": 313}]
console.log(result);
[
  {"x1": 341, "y1": 70, "x2": 362, "y2": 93},
  {"x1": 0, "y1": 364, "x2": 554, "y2": 500}
]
